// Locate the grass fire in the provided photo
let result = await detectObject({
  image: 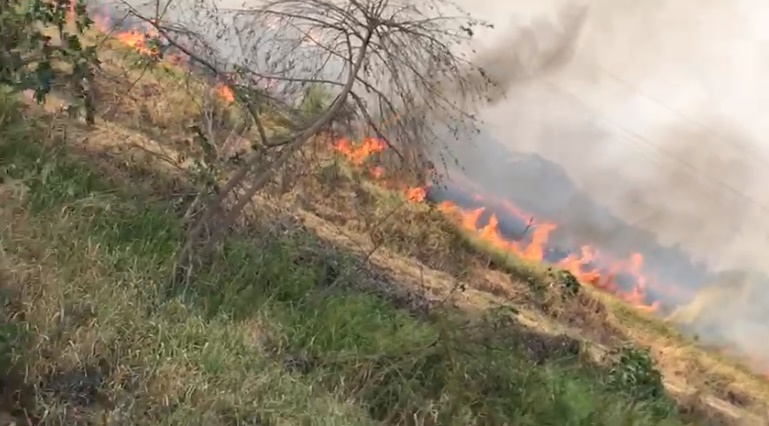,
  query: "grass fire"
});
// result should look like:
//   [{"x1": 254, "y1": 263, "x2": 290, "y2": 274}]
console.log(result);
[
  {"x1": 334, "y1": 135, "x2": 667, "y2": 312},
  {"x1": 2, "y1": 0, "x2": 769, "y2": 424}
]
